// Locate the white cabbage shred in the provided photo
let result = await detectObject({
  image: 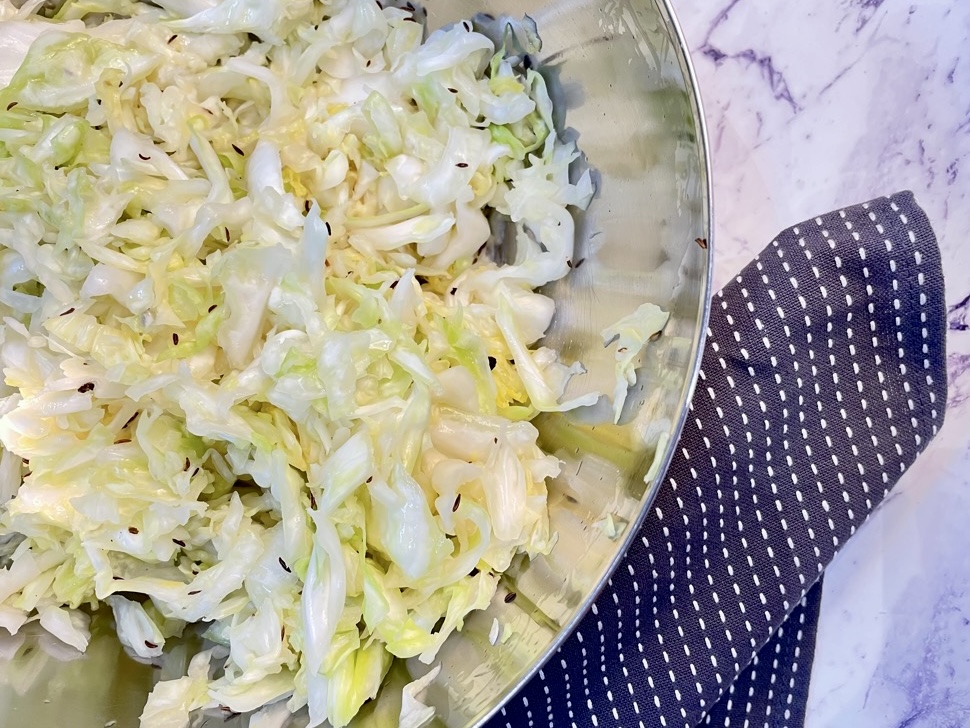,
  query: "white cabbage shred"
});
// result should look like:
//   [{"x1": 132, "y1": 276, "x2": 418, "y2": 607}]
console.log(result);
[
  {"x1": 602, "y1": 302, "x2": 670, "y2": 423},
  {"x1": 0, "y1": 0, "x2": 663, "y2": 725}
]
